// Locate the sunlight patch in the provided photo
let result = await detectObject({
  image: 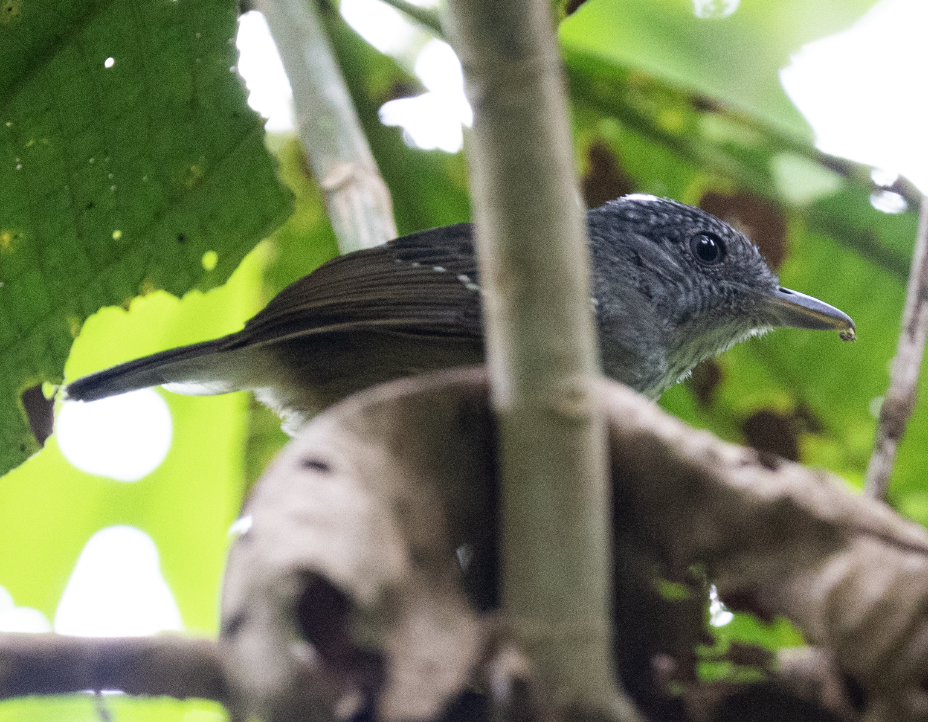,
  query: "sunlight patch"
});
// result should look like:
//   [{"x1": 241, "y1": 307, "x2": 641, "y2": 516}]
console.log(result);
[
  {"x1": 339, "y1": 0, "x2": 419, "y2": 55},
  {"x1": 379, "y1": 39, "x2": 471, "y2": 153},
  {"x1": 236, "y1": 11, "x2": 294, "y2": 132},
  {"x1": 54, "y1": 526, "x2": 182, "y2": 637},
  {"x1": 57, "y1": 389, "x2": 172, "y2": 482},
  {"x1": 781, "y1": 0, "x2": 928, "y2": 193},
  {"x1": 0, "y1": 585, "x2": 52, "y2": 633}
]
